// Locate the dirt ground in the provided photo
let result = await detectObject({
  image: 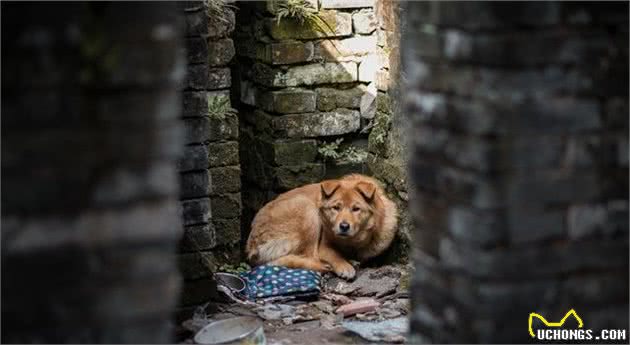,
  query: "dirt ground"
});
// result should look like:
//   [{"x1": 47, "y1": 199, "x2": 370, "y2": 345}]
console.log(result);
[{"x1": 178, "y1": 264, "x2": 412, "y2": 344}]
